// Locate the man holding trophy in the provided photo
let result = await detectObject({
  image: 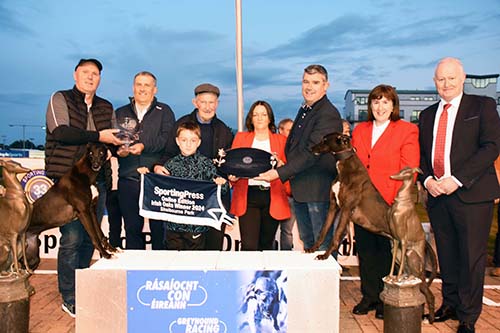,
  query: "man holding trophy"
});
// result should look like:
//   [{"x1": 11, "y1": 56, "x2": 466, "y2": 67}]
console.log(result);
[{"x1": 115, "y1": 71, "x2": 176, "y2": 250}]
